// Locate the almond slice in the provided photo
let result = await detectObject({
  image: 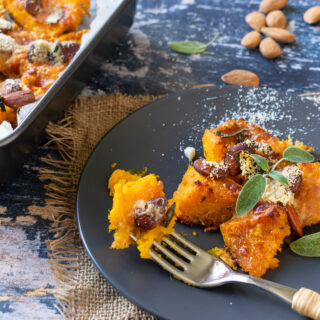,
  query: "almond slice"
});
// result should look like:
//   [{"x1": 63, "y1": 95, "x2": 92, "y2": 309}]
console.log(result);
[
  {"x1": 221, "y1": 69, "x2": 260, "y2": 87},
  {"x1": 304, "y1": 6, "x2": 320, "y2": 24},
  {"x1": 261, "y1": 27, "x2": 295, "y2": 43},
  {"x1": 245, "y1": 11, "x2": 266, "y2": 31},
  {"x1": 266, "y1": 10, "x2": 287, "y2": 28},
  {"x1": 241, "y1": 31, "x2": 262, "y2": 49},
  {"x1": 259, "y1": 0, "x2": 288, "y2": 13},
  {"x1": 259, "y1": 37, "x2": 282, "y2": 59}
]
